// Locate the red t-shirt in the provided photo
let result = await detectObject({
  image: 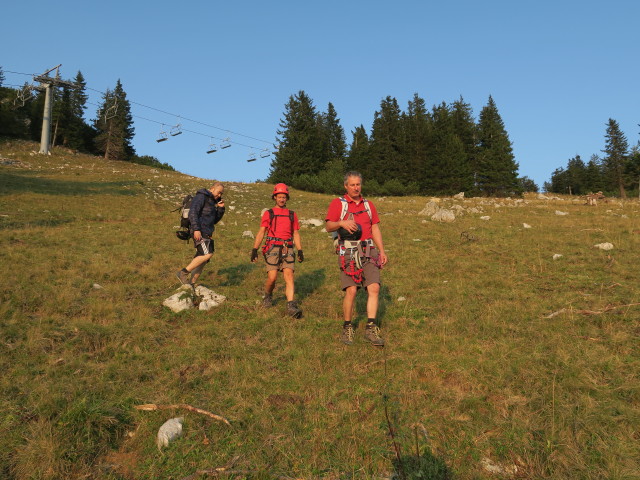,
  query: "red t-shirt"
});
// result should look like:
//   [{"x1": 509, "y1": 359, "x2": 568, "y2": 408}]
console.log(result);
[
  {"x1": 325, "y1": 195, "x2": 380, "y2": 240},
  {"x1": 260, "y1": 207, "x2": 300, "y2": 239}
]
